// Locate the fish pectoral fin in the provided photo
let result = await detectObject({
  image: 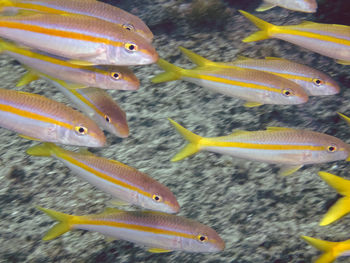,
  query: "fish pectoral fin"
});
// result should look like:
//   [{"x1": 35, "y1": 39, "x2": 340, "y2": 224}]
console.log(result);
[
  {"x1": 336, "y1": 60, "x2": 350, "y2": 65},
  {"x1": 16, "y1": 70, "x2": 39, "y2": 87},
  {"x1": 19, "y1": 134, "x2": 41, "y2": 141},
  {"x1": 147, "y1": 248, "x2": 173, "y2": 253},
  {"x1": 244, "y1": 101, "x2": 263, "y2": 108},
  {"x1": 279, "y1": 165, "x2": 303, "y2": 176},
  {"x1": 255, "y1": 2, "x2": 276, "y2": 12}
]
